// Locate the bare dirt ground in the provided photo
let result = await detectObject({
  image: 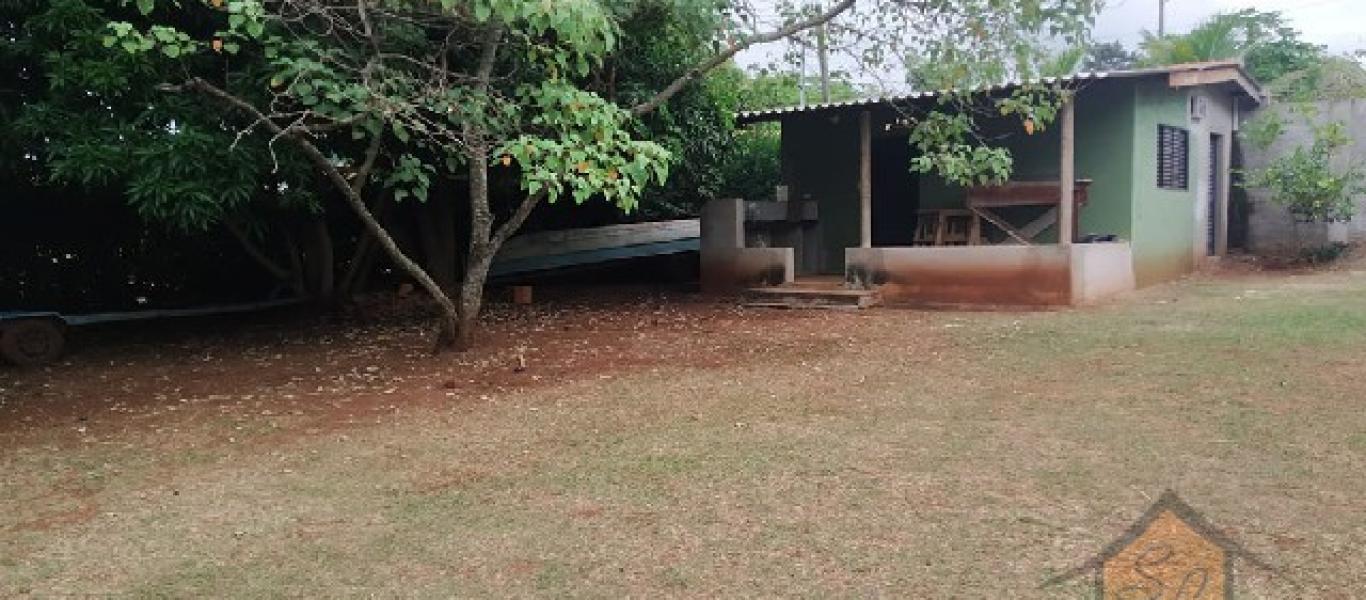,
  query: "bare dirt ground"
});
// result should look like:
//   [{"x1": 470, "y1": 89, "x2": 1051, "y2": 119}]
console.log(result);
[{"x1": 4, "y1": 266, "x2": 1366, "y2": 597}]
